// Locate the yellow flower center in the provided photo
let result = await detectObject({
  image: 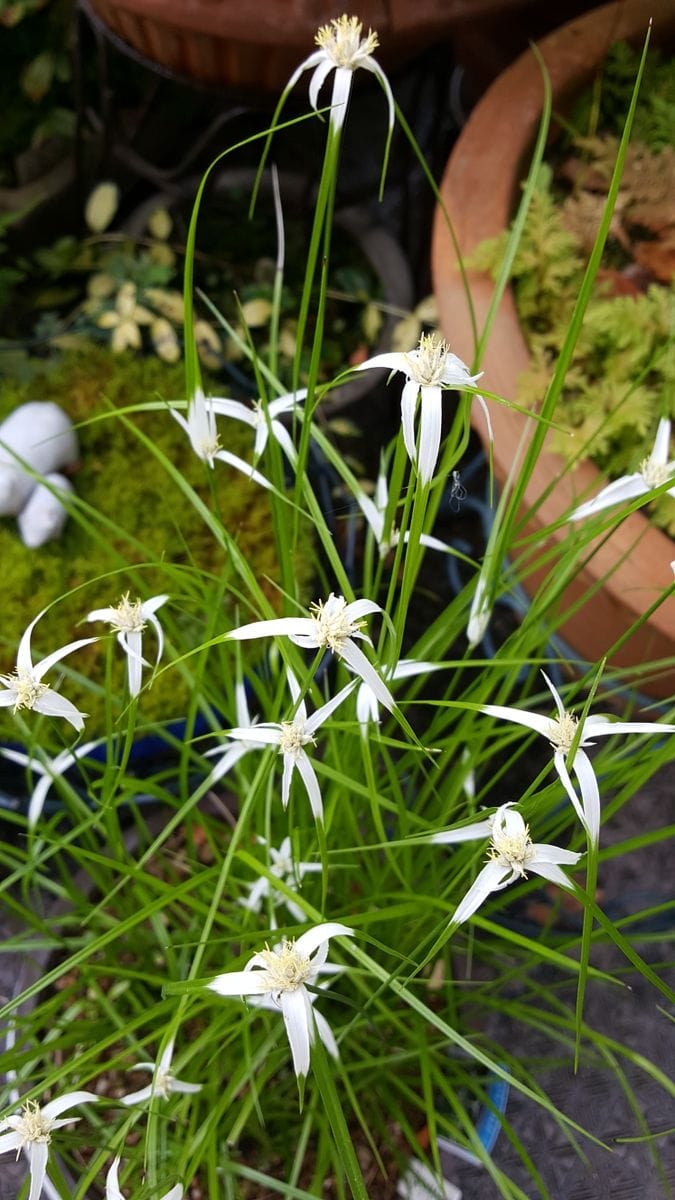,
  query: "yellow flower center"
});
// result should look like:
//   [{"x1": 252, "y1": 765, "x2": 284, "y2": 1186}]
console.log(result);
[
  {"x1": 315, "y1": 14, "x2": 378, "y2": 68},
  {"x1": 309, "y1": 596, "x2": 363, "y2": 652},
  {"x1": 260, "y1": 940, "x2": 312, "y2": 992},
  {"x1": 16, "y1": 1101, "x2": 52, "y2": 1147},
  {"x1": 278, "y1": 721, "x2": 315, "y2": 758},
  {"x1": 547, "y1": 711, "x2": 579, "y2": 754},
  {"x1": 1, "y1": 669, "x2": 47, "y2": 713},
  {"x1": 155, "y1": 1070, "x2": 173, "y2": 1099},
  {"x1": 110, "y1": 594, "x2": 145, "y2": 634},
  {"x1": 490, "y1": 818, "x2": 534, "y2": 875},
  {"x1": 640, "y1": 457, "x2": 670, "y2": 488},
  {"x1": 405, "y1": 332, "x2": 449, "y2": 387}
]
